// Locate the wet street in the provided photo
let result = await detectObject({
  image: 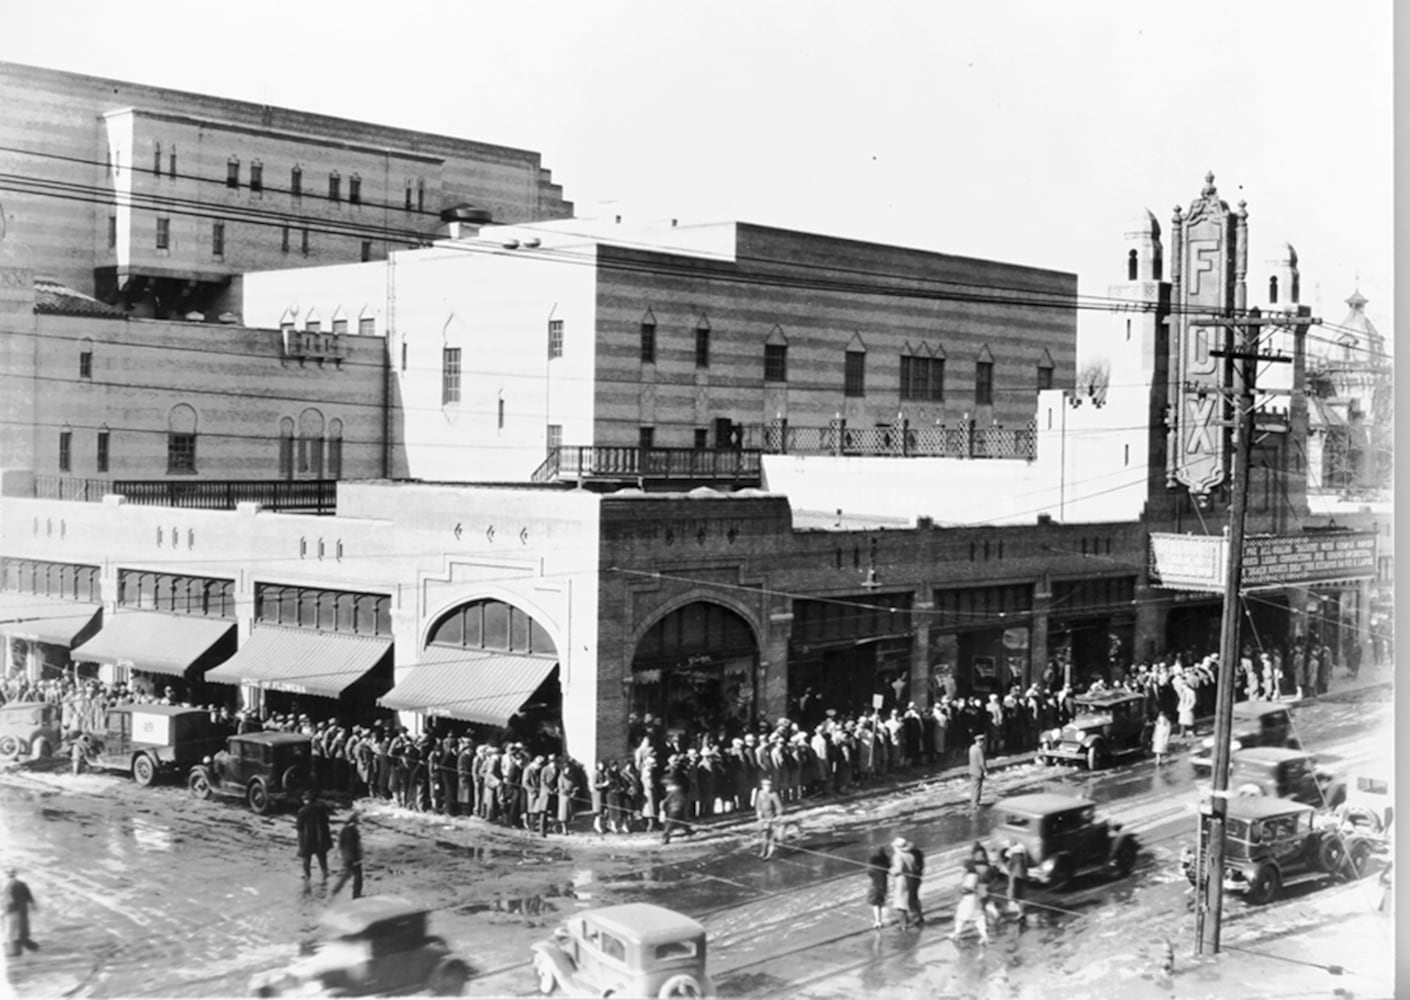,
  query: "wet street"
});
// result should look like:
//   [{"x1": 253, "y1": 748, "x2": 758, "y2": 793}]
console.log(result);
[{"x1": 1, "y1": 693, "x2": 1392, "y2": 998}]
